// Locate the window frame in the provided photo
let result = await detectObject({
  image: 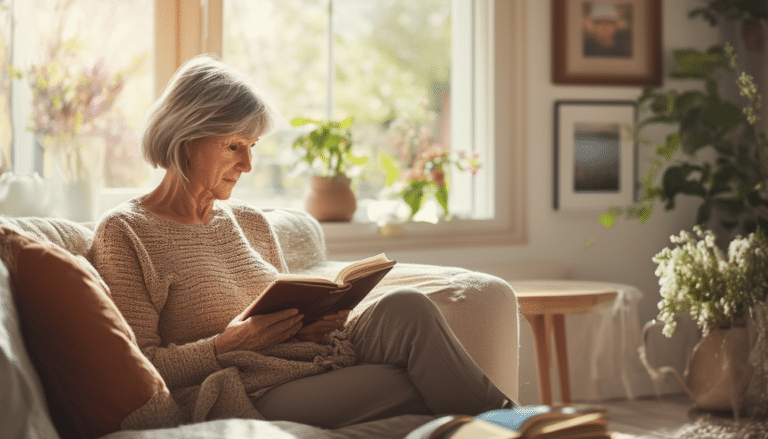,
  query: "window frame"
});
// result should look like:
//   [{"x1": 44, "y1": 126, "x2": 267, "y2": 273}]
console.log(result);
[{"x1": 158, "y1": 0, "x2": 528, "y2": 252}]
